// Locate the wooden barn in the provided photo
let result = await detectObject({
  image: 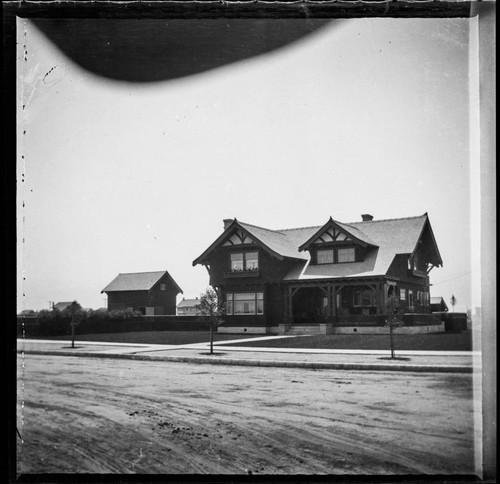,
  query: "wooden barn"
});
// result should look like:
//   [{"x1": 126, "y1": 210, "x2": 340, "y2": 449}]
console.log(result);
[
  {"x1": 193, "y1": 214, "x2": 443, "y2": 334},
  {"x1": 101, "y1": 270, "x2": 182, "y2": 315}
]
